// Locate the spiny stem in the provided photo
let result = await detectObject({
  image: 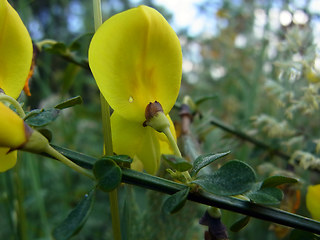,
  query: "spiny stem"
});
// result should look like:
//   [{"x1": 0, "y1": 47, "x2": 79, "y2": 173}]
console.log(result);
[
  {"x1": 0, "y1": 94, "x2": 25, "y2": 118},
  {"x1": 45, "y1": 145, "x2": 95, "y2": 180},
  {"x1": 92, "y1": 1, "x2": 121, "y2": 239}
]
